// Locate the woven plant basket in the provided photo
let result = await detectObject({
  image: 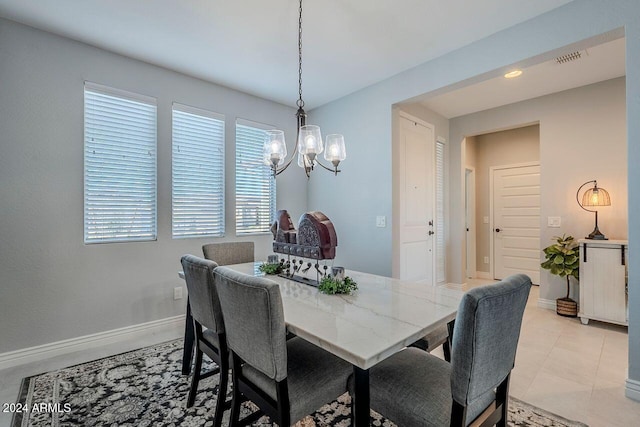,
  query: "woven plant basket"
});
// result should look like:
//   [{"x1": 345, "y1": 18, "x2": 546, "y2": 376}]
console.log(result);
[{"x1": 556, "y1": 297, "x2": 578, "y2": 317}]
